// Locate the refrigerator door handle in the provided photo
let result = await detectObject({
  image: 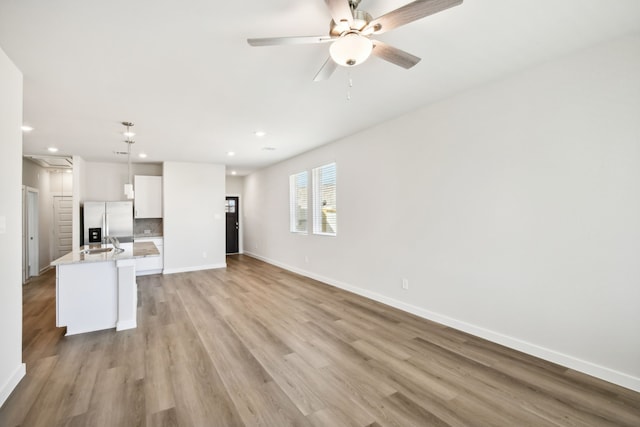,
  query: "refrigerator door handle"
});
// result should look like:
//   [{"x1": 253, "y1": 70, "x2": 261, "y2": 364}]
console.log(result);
[{"x1": 103, "y1": 213, "x2": 108, "y2": 242}]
